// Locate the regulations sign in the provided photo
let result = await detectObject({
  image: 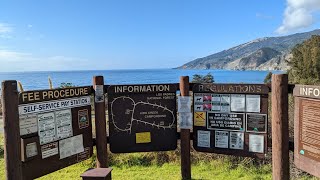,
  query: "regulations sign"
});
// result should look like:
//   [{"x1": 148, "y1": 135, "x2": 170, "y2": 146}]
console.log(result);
[
  {"x1": 108, "y1": 84, "x2": 178, "y2": 153},
  {"x1": 294, "y1": 85, "x2": 320, "y2": 177},
  {"x1": 18, "y1": 86, "x2": 93, "y2": 179},
  {"x1": 192, "y1": 83, "x2": 269, "y2": 158}
]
